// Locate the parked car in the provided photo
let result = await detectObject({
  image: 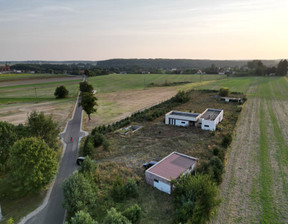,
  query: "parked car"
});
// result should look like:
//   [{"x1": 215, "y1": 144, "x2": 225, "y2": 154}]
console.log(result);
[
  {"x1": 76, "y1": 157, "x2": 85, "y2": 165},
  {"x1": 143, "y1": 161, "x2": 157, "y2": 169}
]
